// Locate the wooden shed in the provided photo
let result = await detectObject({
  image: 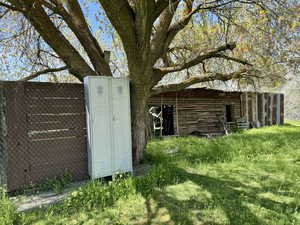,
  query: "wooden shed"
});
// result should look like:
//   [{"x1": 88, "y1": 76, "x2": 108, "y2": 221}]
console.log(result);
[{"x1": 148, "y1": 88, "x2": 284, "y2": 137}]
